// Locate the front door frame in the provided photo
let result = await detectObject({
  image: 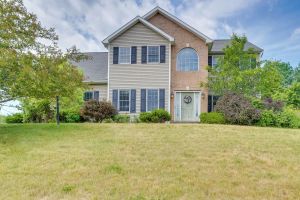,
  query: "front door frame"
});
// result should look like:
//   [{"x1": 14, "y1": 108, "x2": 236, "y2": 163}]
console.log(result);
[{"x1": 174, "y1": 90, "x2": 202, "y2": 122}]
